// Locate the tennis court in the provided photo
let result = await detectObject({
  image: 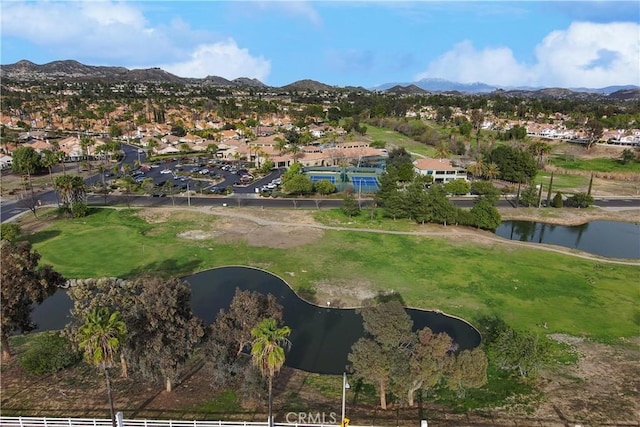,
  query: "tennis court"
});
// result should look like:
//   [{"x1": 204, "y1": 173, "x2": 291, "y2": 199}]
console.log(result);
[
  {"x1": 351, "y1": 175, "x2": 379, "y2": 192},
  {"x1": 310, "y1": 175, "x2": 336, "y2": 184},
  {"x1": 303, "y1": 167, "x2": 382, "y2": 193}
]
